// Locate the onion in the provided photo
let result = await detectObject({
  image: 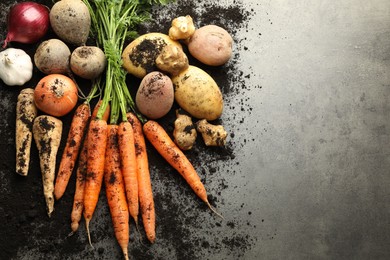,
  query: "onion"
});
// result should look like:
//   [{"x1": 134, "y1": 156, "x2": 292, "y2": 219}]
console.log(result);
[{"x1": 2, "y1": 2, "x2": 50, "y2": 48}]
